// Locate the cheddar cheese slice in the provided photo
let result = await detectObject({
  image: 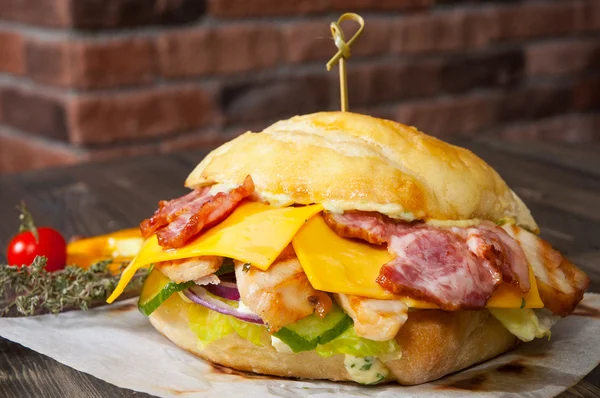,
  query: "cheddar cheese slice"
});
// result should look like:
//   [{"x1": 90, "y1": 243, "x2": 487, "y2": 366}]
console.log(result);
[
  {"x1": 292, "y1": 215, "x2": 543, "y2": 309},
  {"x1": 107, "y1": 202, "x2": 323, "y2": 303}
]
